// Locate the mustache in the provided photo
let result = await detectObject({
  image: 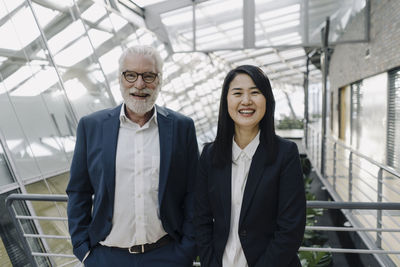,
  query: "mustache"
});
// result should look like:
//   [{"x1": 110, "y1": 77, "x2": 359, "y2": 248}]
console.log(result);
[{"x1": 127, "y1": 87, "x2": 154, "y2": 95}]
